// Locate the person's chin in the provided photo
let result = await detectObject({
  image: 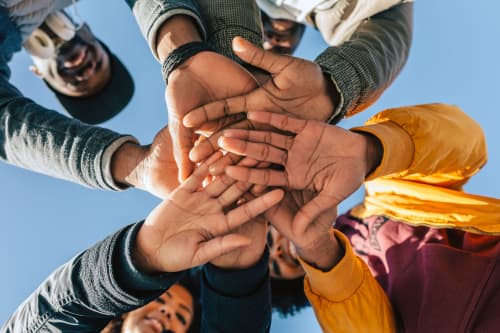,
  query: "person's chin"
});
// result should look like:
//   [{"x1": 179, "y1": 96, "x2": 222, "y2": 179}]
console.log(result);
[{"x1": 138, "y1": 319, "x2": 164, "y2": 333}]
